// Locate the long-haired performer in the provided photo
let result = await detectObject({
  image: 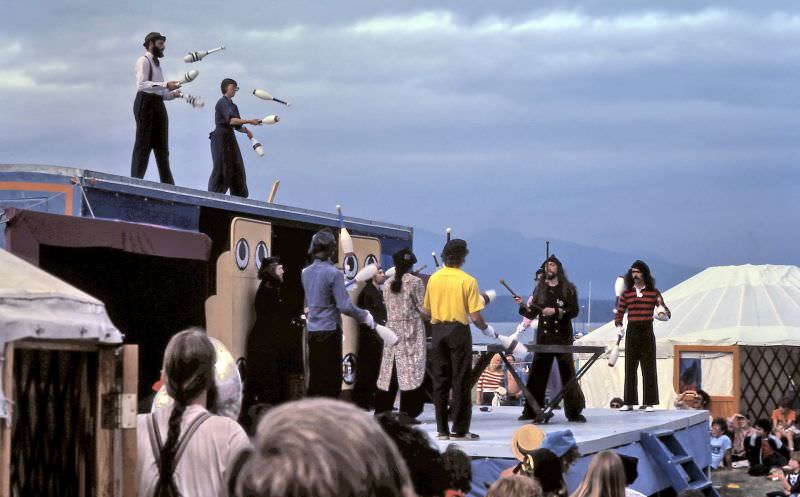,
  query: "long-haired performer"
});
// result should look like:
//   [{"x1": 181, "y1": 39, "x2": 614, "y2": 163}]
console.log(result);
[
  {"x1": 131, "y1": 32, "x2": 181, "y2": 184},
  {"x1": 615, "y1": 260, "x2": 671, "y2": 412},
  {"x1": 516, "y1": 255, "x2": 586, "y2": 422}
]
